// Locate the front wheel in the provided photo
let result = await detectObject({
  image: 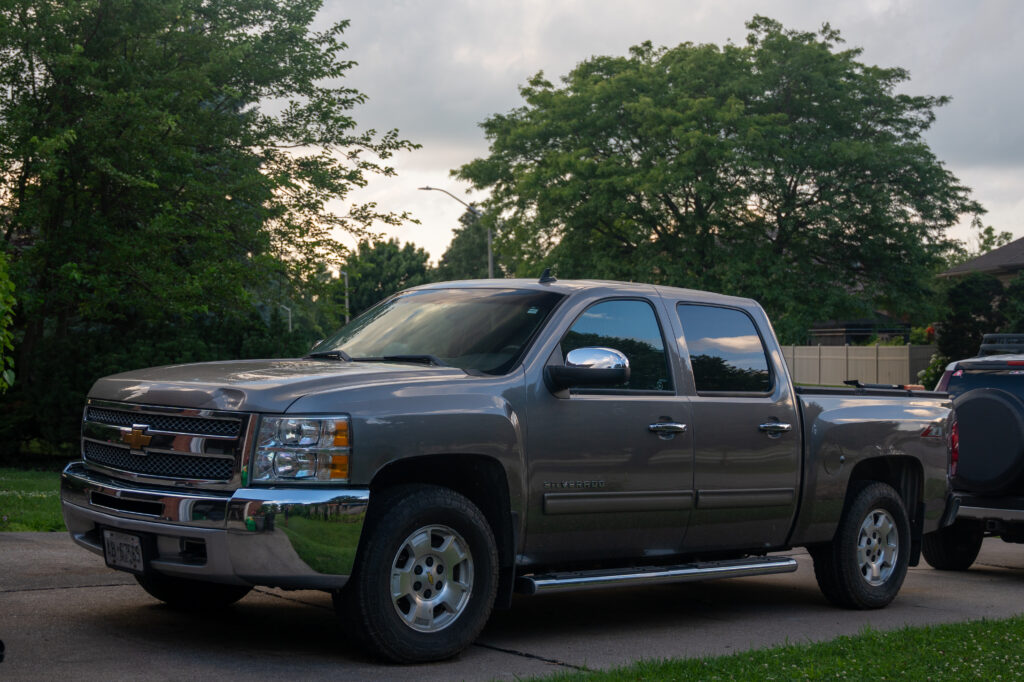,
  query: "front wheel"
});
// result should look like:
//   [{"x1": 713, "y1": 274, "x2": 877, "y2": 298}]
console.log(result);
[
  {"x1": 335, "y1": 485, "x2": 498, "y2": 663},
  {"x1": 810, "y1": 481, "x2": 911, "y2": 609},
  {"x1": 922, "y1": 518, "x2": 984, "y2": 570},
  {"x1": 135, "y1": 573, "x2": 252, "y2": 610}
]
